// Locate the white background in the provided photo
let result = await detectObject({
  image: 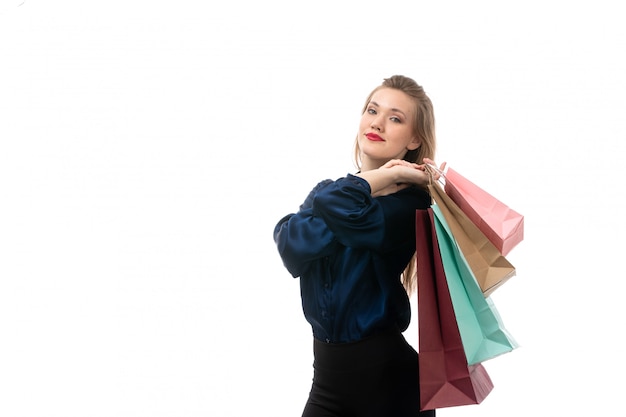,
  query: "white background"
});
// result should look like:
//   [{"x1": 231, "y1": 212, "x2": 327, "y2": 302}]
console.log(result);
[{"x1": 1, "y1": 1, "x2": 624, "y2": 416}]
